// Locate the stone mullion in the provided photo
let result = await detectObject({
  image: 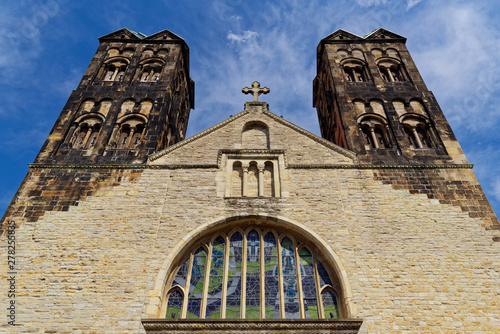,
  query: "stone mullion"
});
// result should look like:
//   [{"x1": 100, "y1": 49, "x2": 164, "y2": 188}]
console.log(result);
[
  {"x1": 312, "y1": 251, "x2": 324, "y2": 319},
  {"x1": 411, "y1": 127, "x2": 424, "y2": 148},
  {"x1": 220, "y1": 235, "x2": 230, "y2": 318},
  {"x1": 295, "y1": 244, "x2": 305, "y2": 318},
  {"x1": 108, "y1": 124, "x2": 120, "y2": 148},
  {"x1": 258, "y1": 165, "x2": 264, "y2": 197},
  {"x1": 63, "y1": 124, "x2": 78, "y2": 146},
  {"x1": 180, "y1": 252, "x2": 194, "y2": 319},
  {"x1": 200, "y1": 243, "x2": 213, "y2": 319},
  {"x1": 273, "y1": 162, "x2": 280, "y2": 197},
  {"x1": 242, "y1": 165, "x2": 249, "y2": 197},
  {"x1": 125, "y1": 127, "x2": 136, "y2": 148},
  {"x1": 81, "y1": 127, "x2": 93, "y2": 148},
  {"x1": 277, "y1": 236, "x2": 285, "y2": 318},
  {"x1": 241, "y1": 231, "x2": 248, "y2": 318},
  {"x1": 369, "y1": 127, "x2": 379, "y2": 149}
]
